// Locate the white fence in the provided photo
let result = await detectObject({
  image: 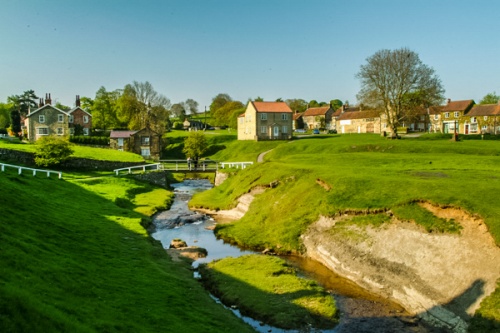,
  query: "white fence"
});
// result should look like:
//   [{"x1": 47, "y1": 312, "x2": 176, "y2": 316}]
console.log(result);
[
  {"x1": 219, "y1": 162, "x2": 253, "y2": 169},
  {"x1": 114, "y1": 163, "x2": 162, "y2": 175},
  {"x1": 0, "y1": 163, "x2": 62, "y2": 179}
]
